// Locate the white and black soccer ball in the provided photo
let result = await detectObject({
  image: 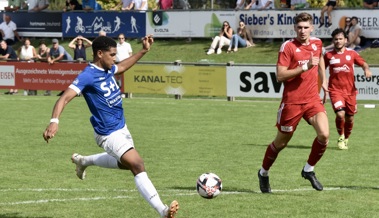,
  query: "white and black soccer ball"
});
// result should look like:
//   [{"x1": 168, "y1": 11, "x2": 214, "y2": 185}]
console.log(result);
[{"x1": 196, "y1": 173, "x2": 222, "y2": 199}]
